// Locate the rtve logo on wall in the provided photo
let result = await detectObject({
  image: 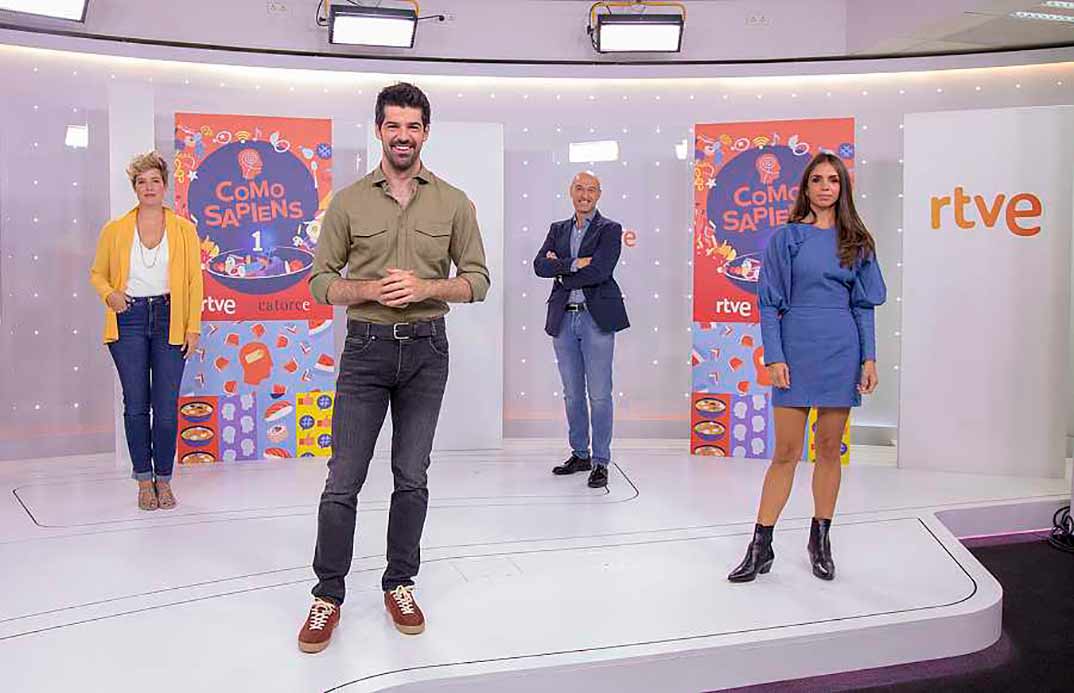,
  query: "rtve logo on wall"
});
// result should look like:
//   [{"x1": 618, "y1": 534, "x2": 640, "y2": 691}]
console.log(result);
[{"x1": 929, "y1": 187, "x2": 1043, "y2": 237}]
